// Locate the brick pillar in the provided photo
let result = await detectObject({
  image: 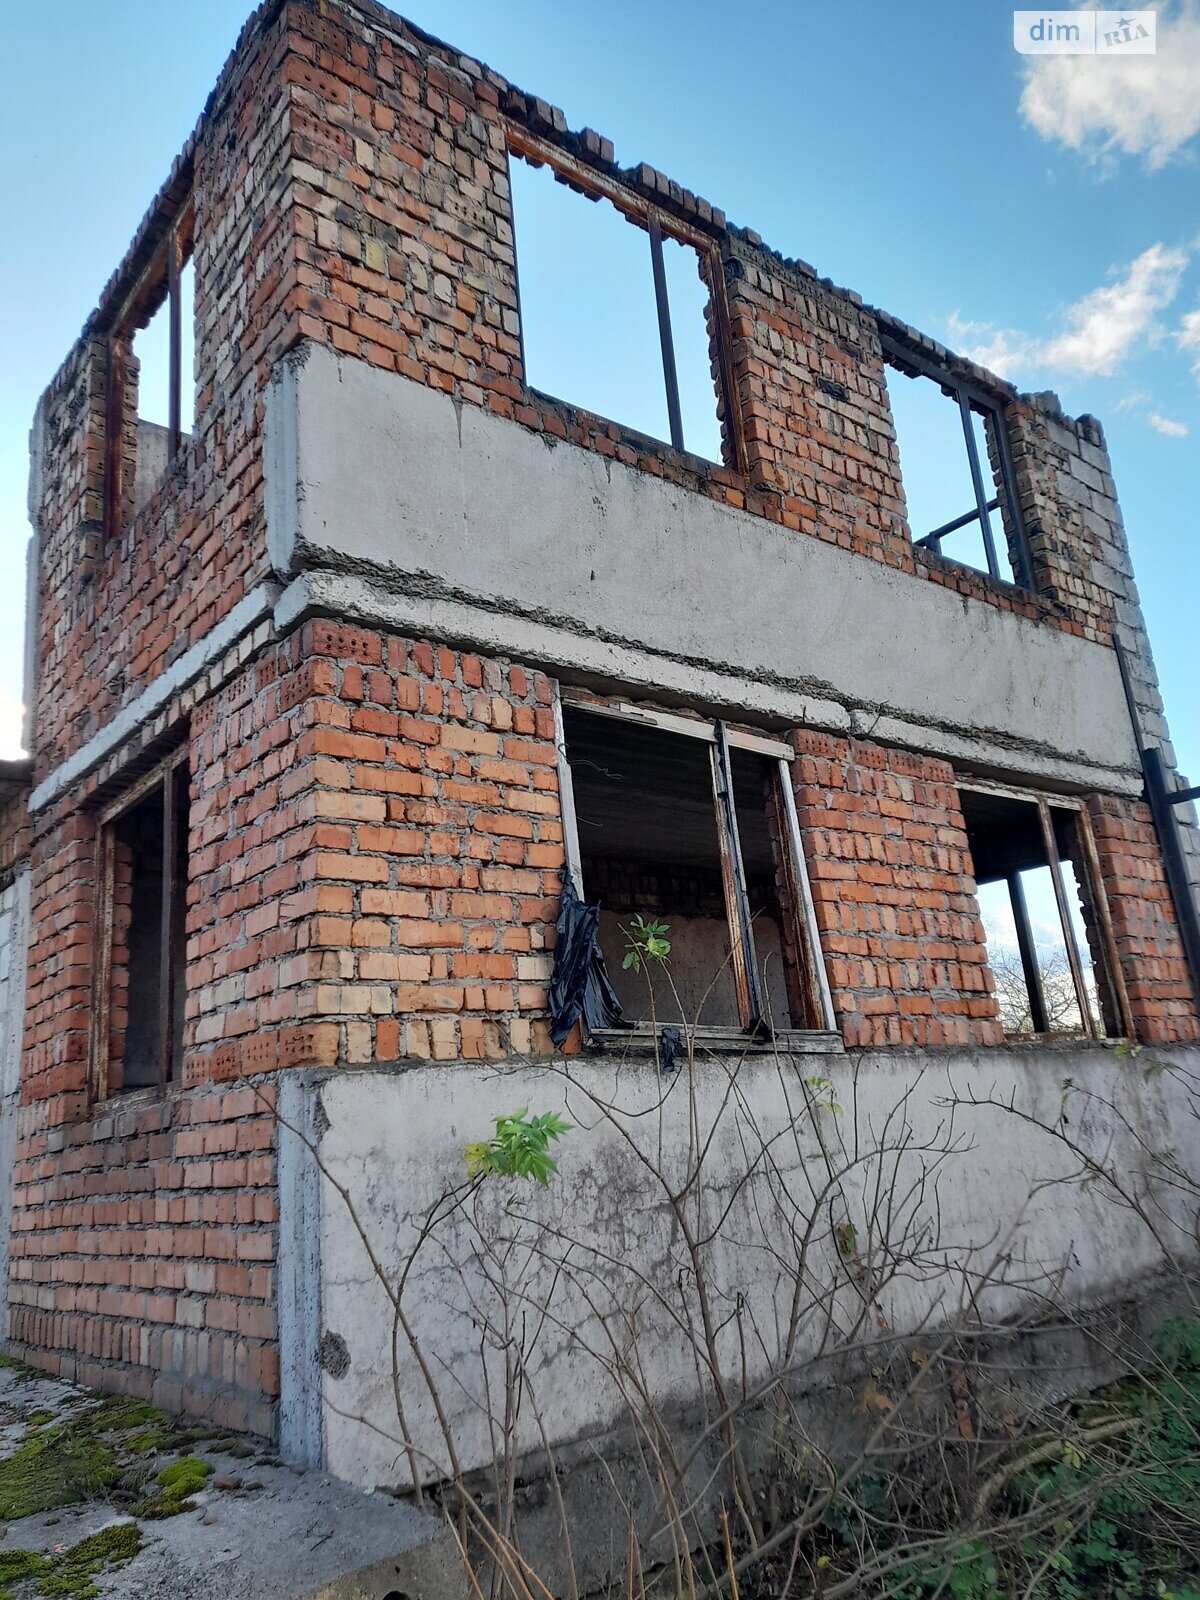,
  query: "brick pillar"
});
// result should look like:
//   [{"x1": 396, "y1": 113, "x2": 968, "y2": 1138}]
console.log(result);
[
  {"x1": 722, "y1": 238, "x2": 914, "y2": 569},
  {"x1": 790, "y1": 732, "x2": 1002, "y2": 1048},
  {"x1": 1008, "y1": 395, "x2": 1200, "y2": 919},
  {"x1": 1087, "y1": 794, "x2": 1200, "y2": 1045}
]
